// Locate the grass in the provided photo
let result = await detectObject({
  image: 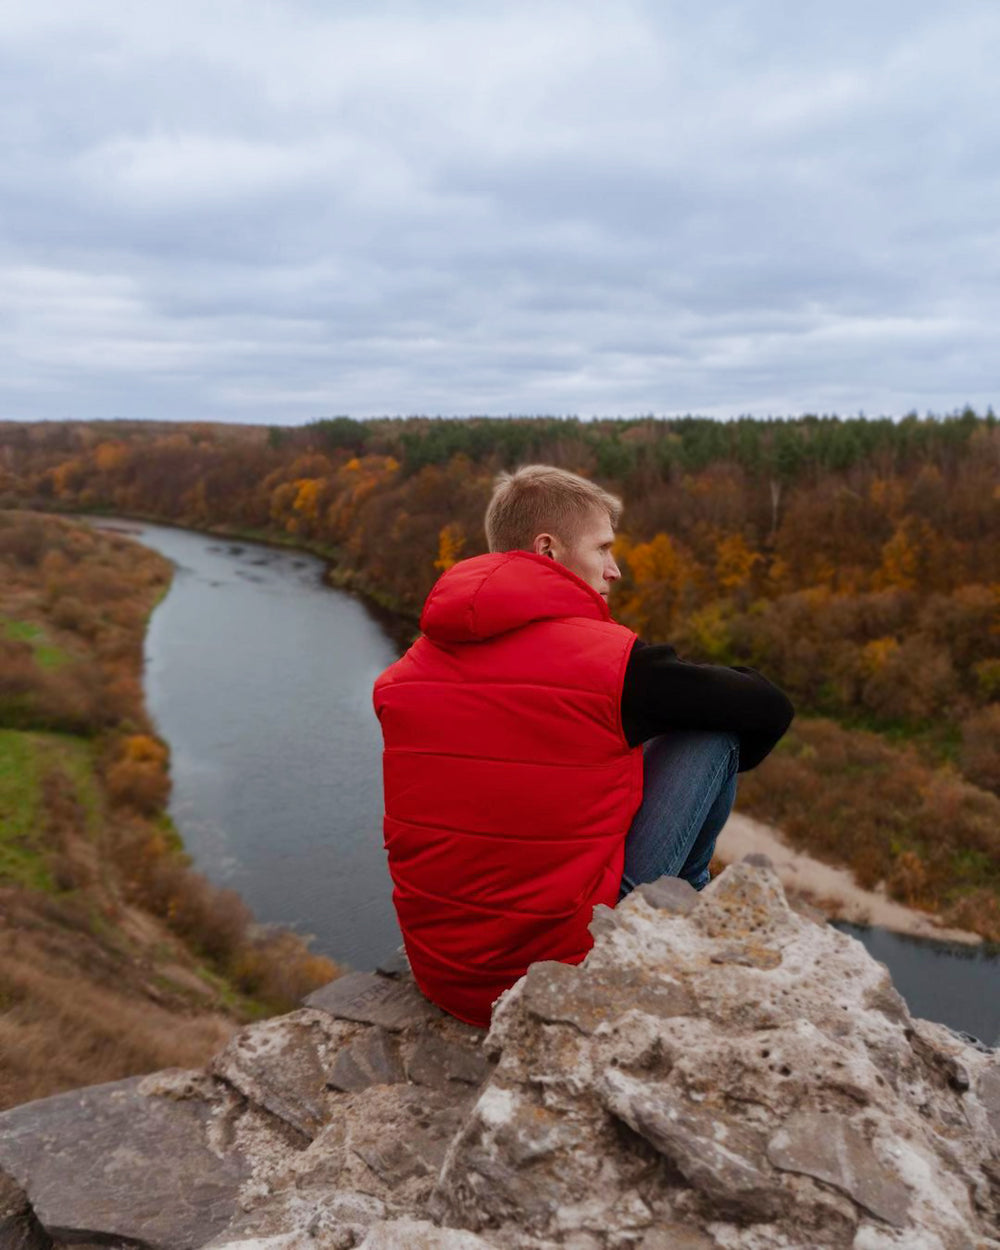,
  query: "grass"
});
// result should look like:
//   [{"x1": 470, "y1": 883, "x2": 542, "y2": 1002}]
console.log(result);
[
  {"x1": 41, "y1": 733, "x2": 101, "y2": 837},
  {"x1": 192, "y1": 961, "x2": 271, "y2": 1020},
  {"x1": 0, "y1": 729, "x2": 102, "y2": 890},
  {"x1": 0, "y1": 615, "x2": 72, "y2": 670},
  {"x1": 0, "y1": 729, "x2": 51, "y2": 890},
  {"x1": 154, "y1": 811, "x2": 187, "y2": 856},
  {"x1": 1, "y1": 618, "x2": 40, "y2": 643}
]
